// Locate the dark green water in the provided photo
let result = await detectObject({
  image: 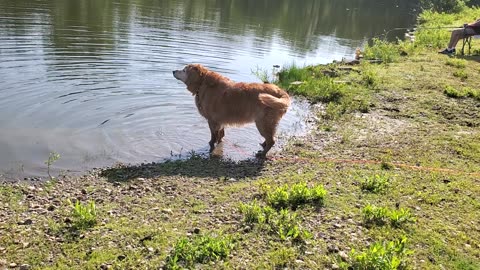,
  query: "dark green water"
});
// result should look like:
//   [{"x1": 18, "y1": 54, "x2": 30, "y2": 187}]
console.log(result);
[{"x1": 0, "y1": 0, "x2": 418, "y2": 179}]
